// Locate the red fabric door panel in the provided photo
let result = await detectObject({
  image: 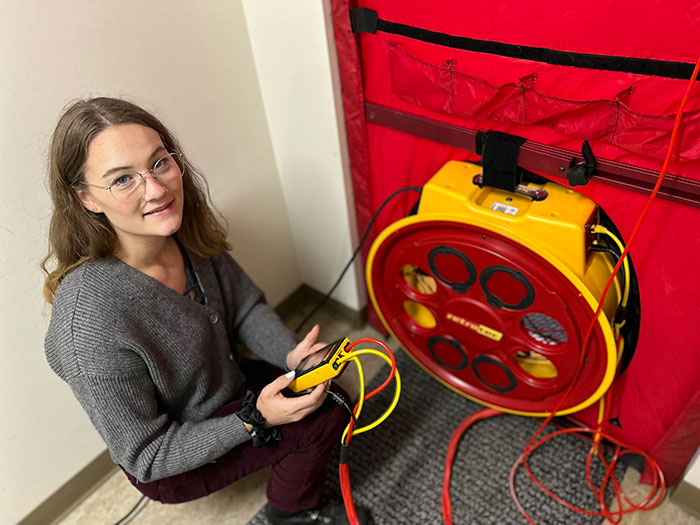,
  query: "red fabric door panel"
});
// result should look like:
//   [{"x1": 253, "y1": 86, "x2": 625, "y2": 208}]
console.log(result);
[{"x1": 331, "y1": 0, "x2": 700, "y2": 486}]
